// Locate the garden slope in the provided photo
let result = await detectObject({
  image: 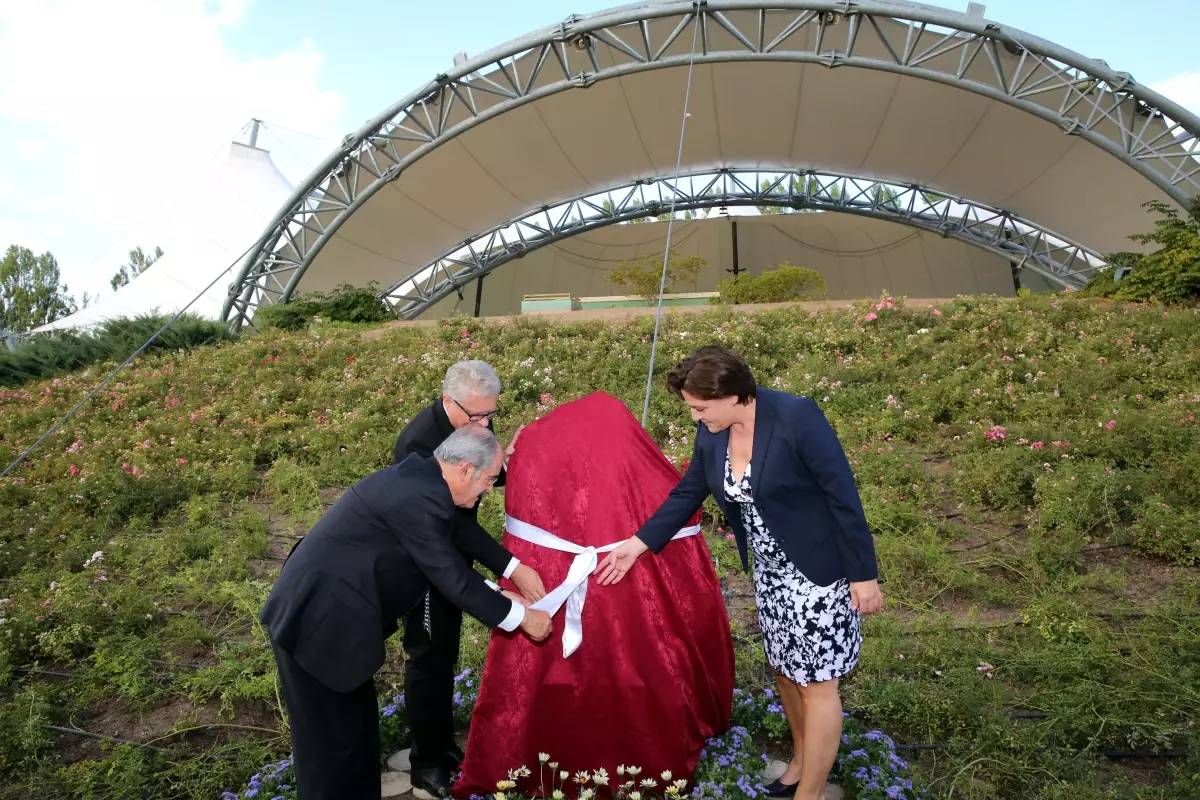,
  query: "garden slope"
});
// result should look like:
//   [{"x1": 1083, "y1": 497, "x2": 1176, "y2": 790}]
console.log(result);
[{"x1": 0, "y1": 295, "x2": 1199, "y2": 799}]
